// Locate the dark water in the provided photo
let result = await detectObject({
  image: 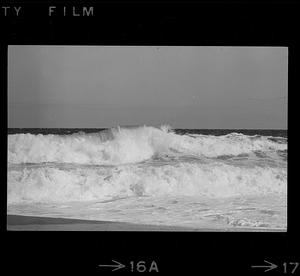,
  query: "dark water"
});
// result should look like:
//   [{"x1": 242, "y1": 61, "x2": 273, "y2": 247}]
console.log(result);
[{"x1": 8, "y1": 128, "x2": 287, "y2": 137}]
